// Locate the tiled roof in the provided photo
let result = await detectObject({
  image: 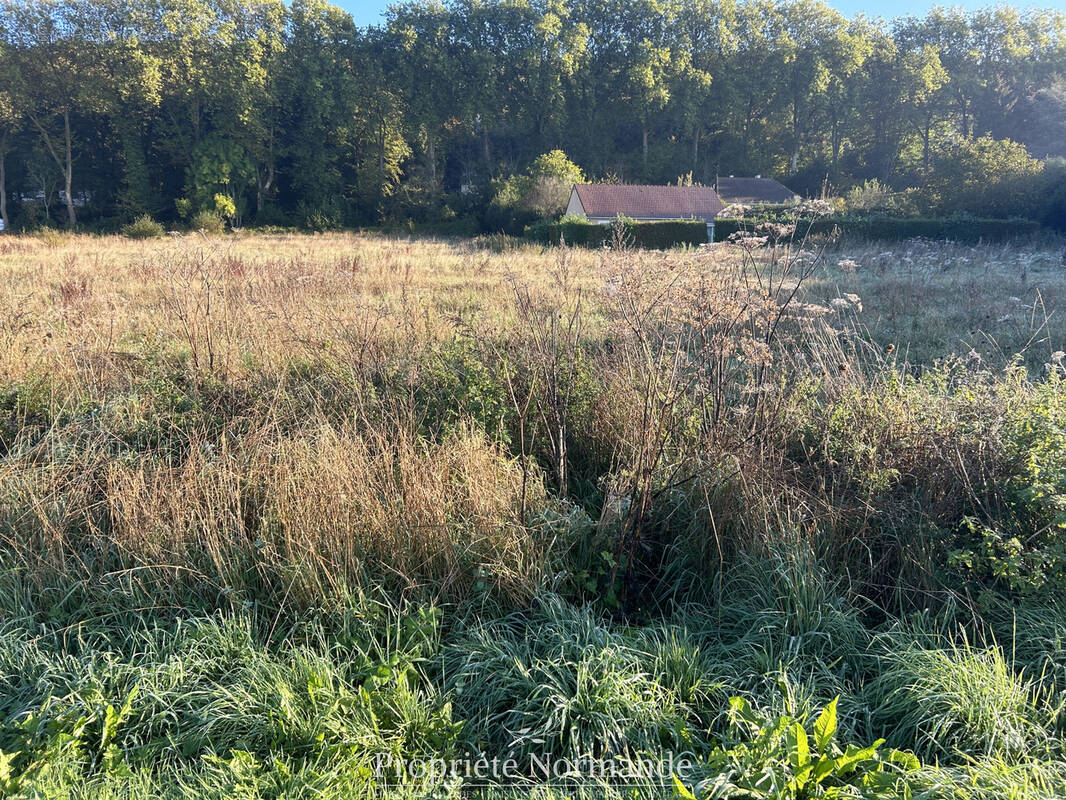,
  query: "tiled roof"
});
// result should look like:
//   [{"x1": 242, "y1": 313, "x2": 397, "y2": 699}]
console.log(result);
[
  {"x1": 715, "y1": 177, "x2": 797, "y2": 204},
  {"x1": 574, "y1": 184, "x2": 724, "y2": 222}
]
